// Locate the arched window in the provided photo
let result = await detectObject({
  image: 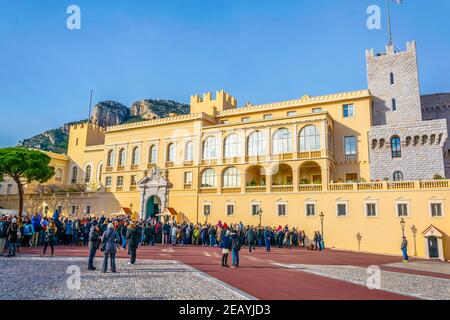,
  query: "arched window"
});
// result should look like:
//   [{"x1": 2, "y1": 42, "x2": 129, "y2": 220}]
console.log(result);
[
  {"x1": 272, "y1": 128, "x2": 292, "y2": 155},
  {"x1": 118, "y1": 148, "x2": 126, "y2": 166},
  {"x1": 149, "y1": 145, "x2": 157, "y2": 164},
  {"x1": 247, "y1": 131, "x2": 266, "y2": 156},
  {"x1": 390, "y1": 72, "x2": 395, "y2": 85},
  {"x1": 393, "y1": 171, "x2": 404, "y2": 182},
  {"x1": 223, "y1": 167, "x2": 240, "y2": 188},
  {"x1": 224, "y1": 134, "x2": 240, "y2": 158},
  {"x1": 167, "y1": 143, "x2": 175, "y2": 162},
  {"x1": 84, "y1": 165, "x2": 92, "y2": 183},
  {"x1": 71, "y1": 166, "x2": 78, "y2": 184},
  {"x1": 107, "y1": 150, "x2": 114, "y2": 167},
  {"x1": 299, "y1": 125, "x2": 321, "y2": 152},
  {"x1": 131, "y1": 147, "x2": 140, "y2": 165},
  {"x1": 185, "y1": 141, "x2": 194, "y2": 161},
  {"x1": 201, "y1": 169, "x2": 216, "y2": 188},
  {"x1": 202, "y1": 136, "x2": 217, "y2": 160},
  {"x1": 391, "y1": 136, "x2": 402, "y2": 158}
]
